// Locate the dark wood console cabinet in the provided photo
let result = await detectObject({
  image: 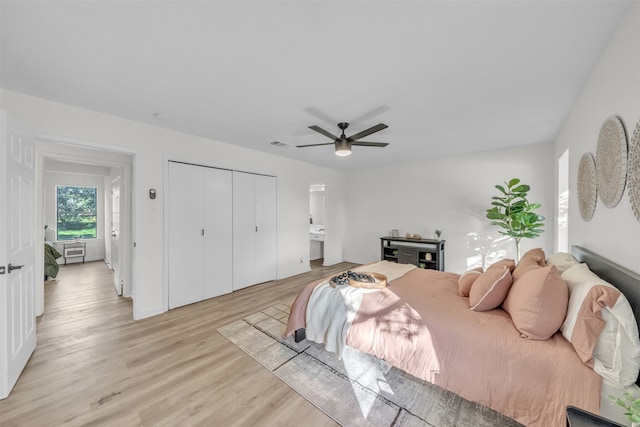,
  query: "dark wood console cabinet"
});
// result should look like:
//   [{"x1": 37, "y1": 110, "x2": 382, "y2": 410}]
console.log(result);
[{"x1": 380, "y1": 237, "x2": 445, "y2": 271}]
